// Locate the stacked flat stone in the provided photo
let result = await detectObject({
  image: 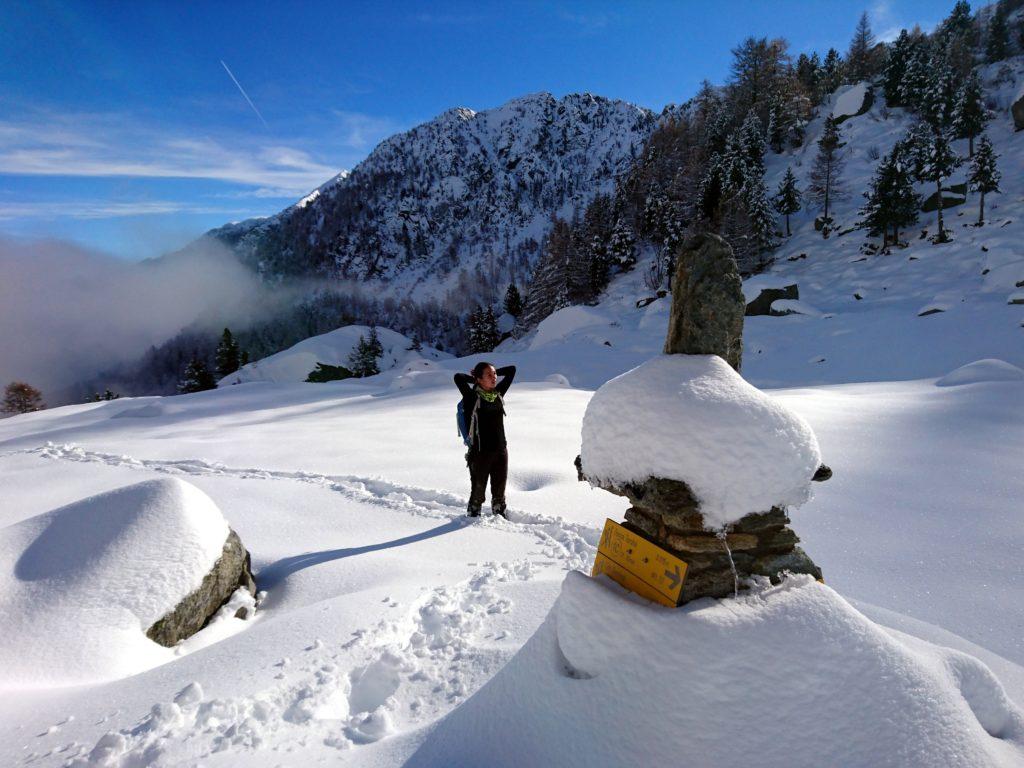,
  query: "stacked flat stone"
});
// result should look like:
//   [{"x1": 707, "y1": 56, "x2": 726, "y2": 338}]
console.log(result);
[
  {"x1": 602, "y1": 476, "x2": 822, "y2": 604},
  {"x1": 584, "y1": 233, "x2": 824, "y2": 605}
]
